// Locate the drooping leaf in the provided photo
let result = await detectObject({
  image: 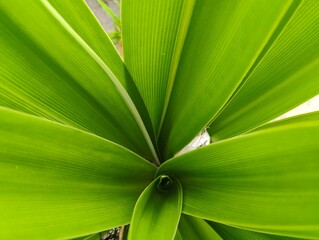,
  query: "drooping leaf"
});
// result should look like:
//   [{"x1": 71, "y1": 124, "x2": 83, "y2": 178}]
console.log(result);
[
  {"x1": 0, "y1": 0, "x2": 158, "y2": 161},
  {"x1": 158, "y1": 122, "x2": 319, "y2": 239},
  {"x1": 208, "y1": 222, "x2": 299, "y2": 240},
  {"x1": 209, "y1": 0, "x2": 319, "y2": 141},
  {"x1": 122, "y1": 0, "x2": 196, "y2": 133},
  {"x1": 0, "y1": 107, "x2": 156, "y2": 239},
  {"x1": 128, "y1": 175, "x2": 183, "y2": 240},
  {"x1": 179, "y1": 215, "x2": 222, "y2": 240},
  {"x1": 159, "y1": 0, "x2": 297, "y2": 158}
]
